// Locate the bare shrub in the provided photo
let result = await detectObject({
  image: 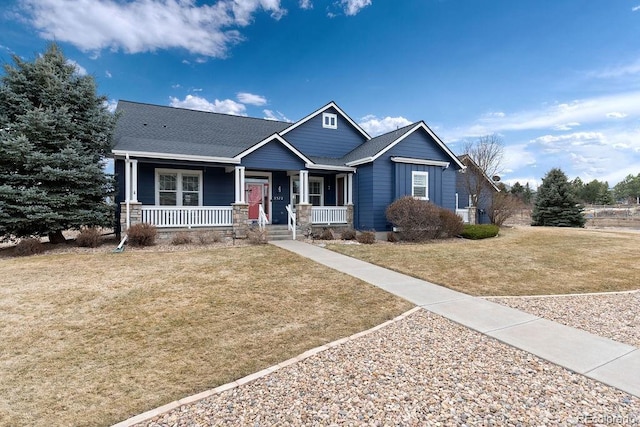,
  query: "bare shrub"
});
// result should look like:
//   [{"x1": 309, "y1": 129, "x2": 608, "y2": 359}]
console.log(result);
[
  {"x1": 319, "y1": 228, "x2": 334, "y2": 240},
  {"x1": 127, "y1": 223, "x2": 157, "y2": 247},
  {"x1": 171, "y1": 232, "x2": 193, "y2": 245},
  {"x1": 195, "y1": 230, "x2": 223, "y2": 245},
  {"x1": 76, "y1": 227, "x2": 102, "y2": 248},
  {"x1": 341, "y1": 228, "x2": 357, "y2": 240},
  {"x1": 387, "y1": 231, "x2": 398, "y2": 243},
  {"x1": 356, "y1": 230, "x2": 376, "y2": 244},
  {"x1": 490, "y1": 192, "x2": 525, "y2": 226},
  {"x1": 438, "y1": 208, "x2": 464, "y2": 237},
  {"x1": 246, "y1": 227, "x2": 268, "y2": 245},
  {"x1": 385, "y1": 196, "x2": 441, "y2": 241},
  {"x1": 15, "y1": 238, "x2": 44, "y2": 256}
]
